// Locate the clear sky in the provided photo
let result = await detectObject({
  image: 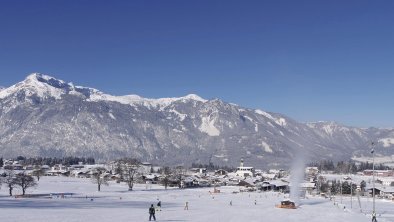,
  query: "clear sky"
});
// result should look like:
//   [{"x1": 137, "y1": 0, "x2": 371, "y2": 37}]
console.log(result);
[{"x1": 0, "y1": 0, "x2": 393, "y2": 128}]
